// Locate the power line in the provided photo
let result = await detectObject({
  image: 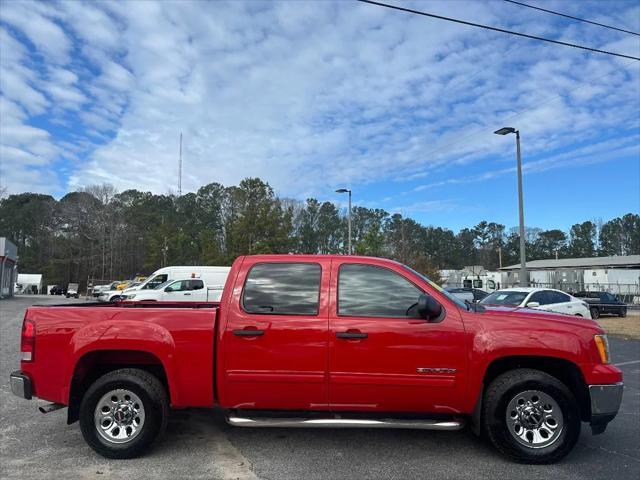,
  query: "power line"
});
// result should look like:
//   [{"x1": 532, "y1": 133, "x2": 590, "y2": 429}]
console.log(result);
[
  {"x1": 357, "y1": 0, "x2": 640, "y2": 61},
  {"x1": 504, "y1": 0, "x2": 640, "y2": 37}
]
